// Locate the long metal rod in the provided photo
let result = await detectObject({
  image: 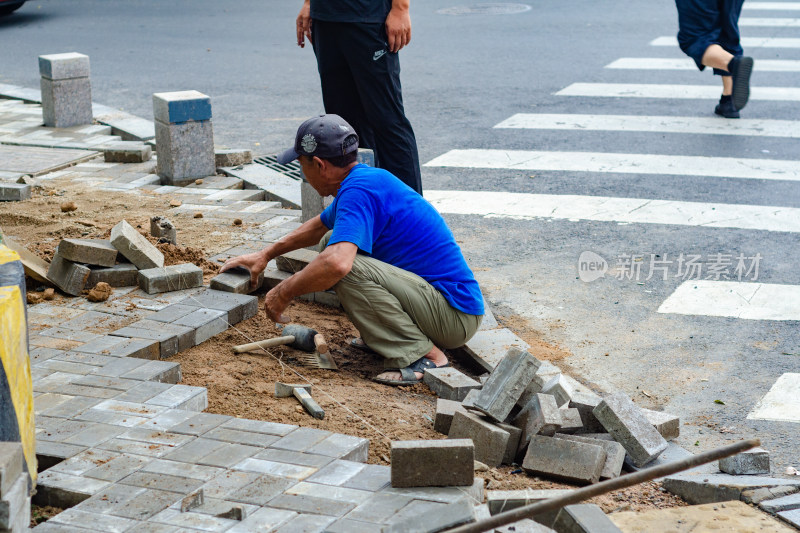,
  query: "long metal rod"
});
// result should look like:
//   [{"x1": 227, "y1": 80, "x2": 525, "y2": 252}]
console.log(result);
[{"x1": 445, "y1": 438, "x2": 760, "y2": 533}]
